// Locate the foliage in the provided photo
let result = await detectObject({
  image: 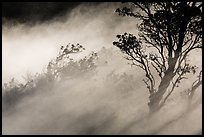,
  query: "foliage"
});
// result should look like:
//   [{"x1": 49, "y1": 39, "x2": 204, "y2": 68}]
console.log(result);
[
  {"x1": 2, "y1": 43, "x2": 98, "y2": 111},
  {"x1": 113, "y1": 2, "x2": 202, "y2": 112},
  {"x1": 46, "y1": 43, "x2": 98, "y2": 80},
  {"x1": 104, "y1": 71, "x2": 138, "y2": 93}
]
